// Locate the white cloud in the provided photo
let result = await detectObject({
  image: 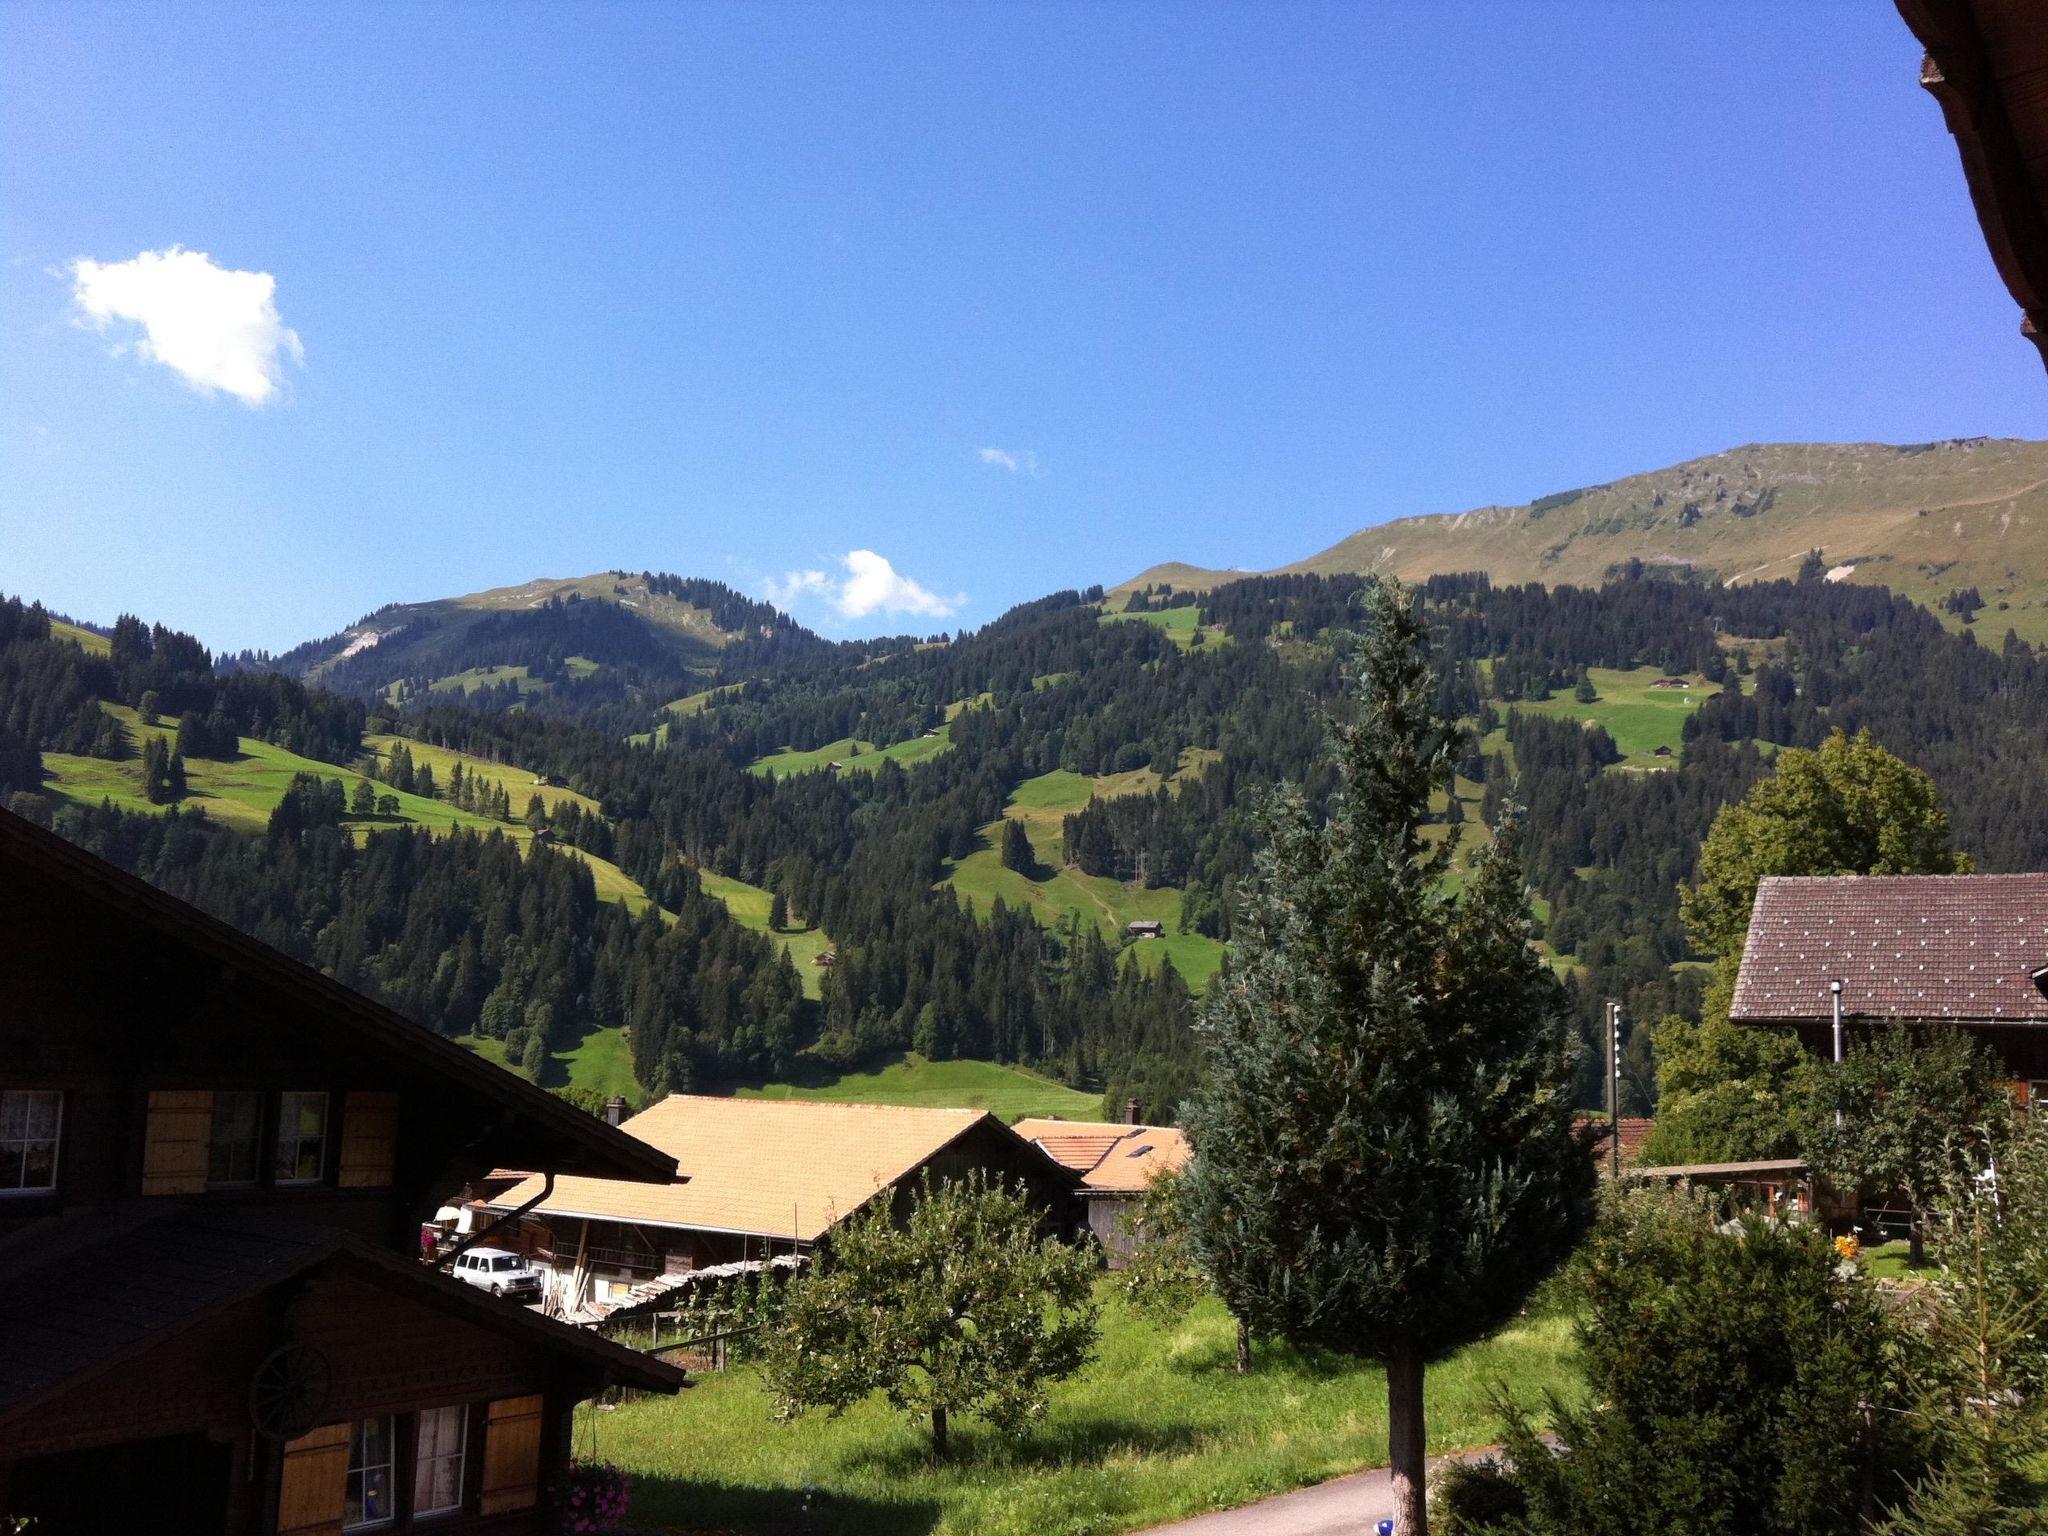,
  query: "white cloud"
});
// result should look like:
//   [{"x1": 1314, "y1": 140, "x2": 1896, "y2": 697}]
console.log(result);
[
  {"x1": 68, "y1": 246, "x2": 303, "y2": 406},
  {"x1": 977, "y1": 446, "x2": 1041, "y2": 476},
  {"x1": 767, "y1": 550, "x2": 963, "y2": 623}
]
